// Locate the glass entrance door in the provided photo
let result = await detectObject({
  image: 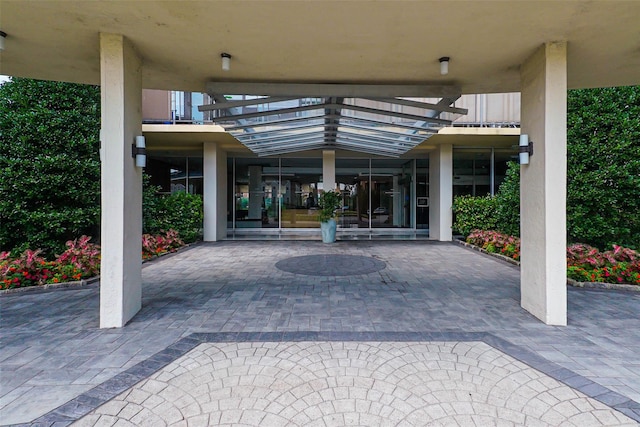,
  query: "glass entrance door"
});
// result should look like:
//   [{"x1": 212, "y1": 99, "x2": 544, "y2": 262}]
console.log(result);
[
  {"x1": 371, "y1": 159, "x2": 413, "y2": 228},
  {"x1": 336, "y1": 159, "x2": 370, "y2": 229}
]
